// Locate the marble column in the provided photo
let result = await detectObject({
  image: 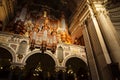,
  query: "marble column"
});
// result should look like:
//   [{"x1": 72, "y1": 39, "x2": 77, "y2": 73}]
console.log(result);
[
  {"x1": 94, "y1": 2, "x2": 120, "y2": 68},
  {"x1": 83, "y1": 24, "x2": 99, "y2": 80},
  {"x1": 83, "y1": 1, "x2": 113, "y2": 80}
]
